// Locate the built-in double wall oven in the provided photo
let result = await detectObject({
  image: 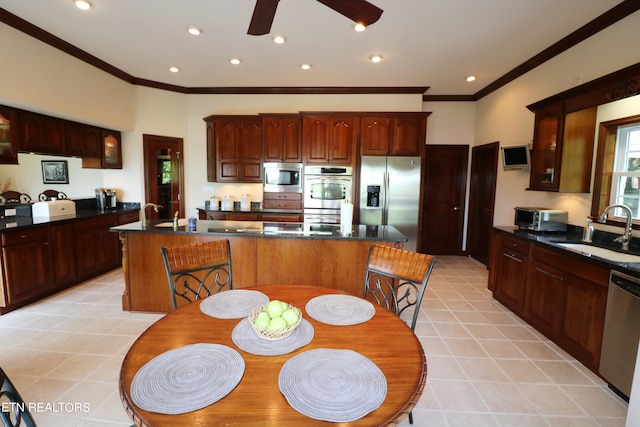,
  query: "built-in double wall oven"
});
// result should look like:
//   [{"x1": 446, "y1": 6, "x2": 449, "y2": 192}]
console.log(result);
[{"x1": 303, "y1": 165, "x2": 353, "y2": 224}]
